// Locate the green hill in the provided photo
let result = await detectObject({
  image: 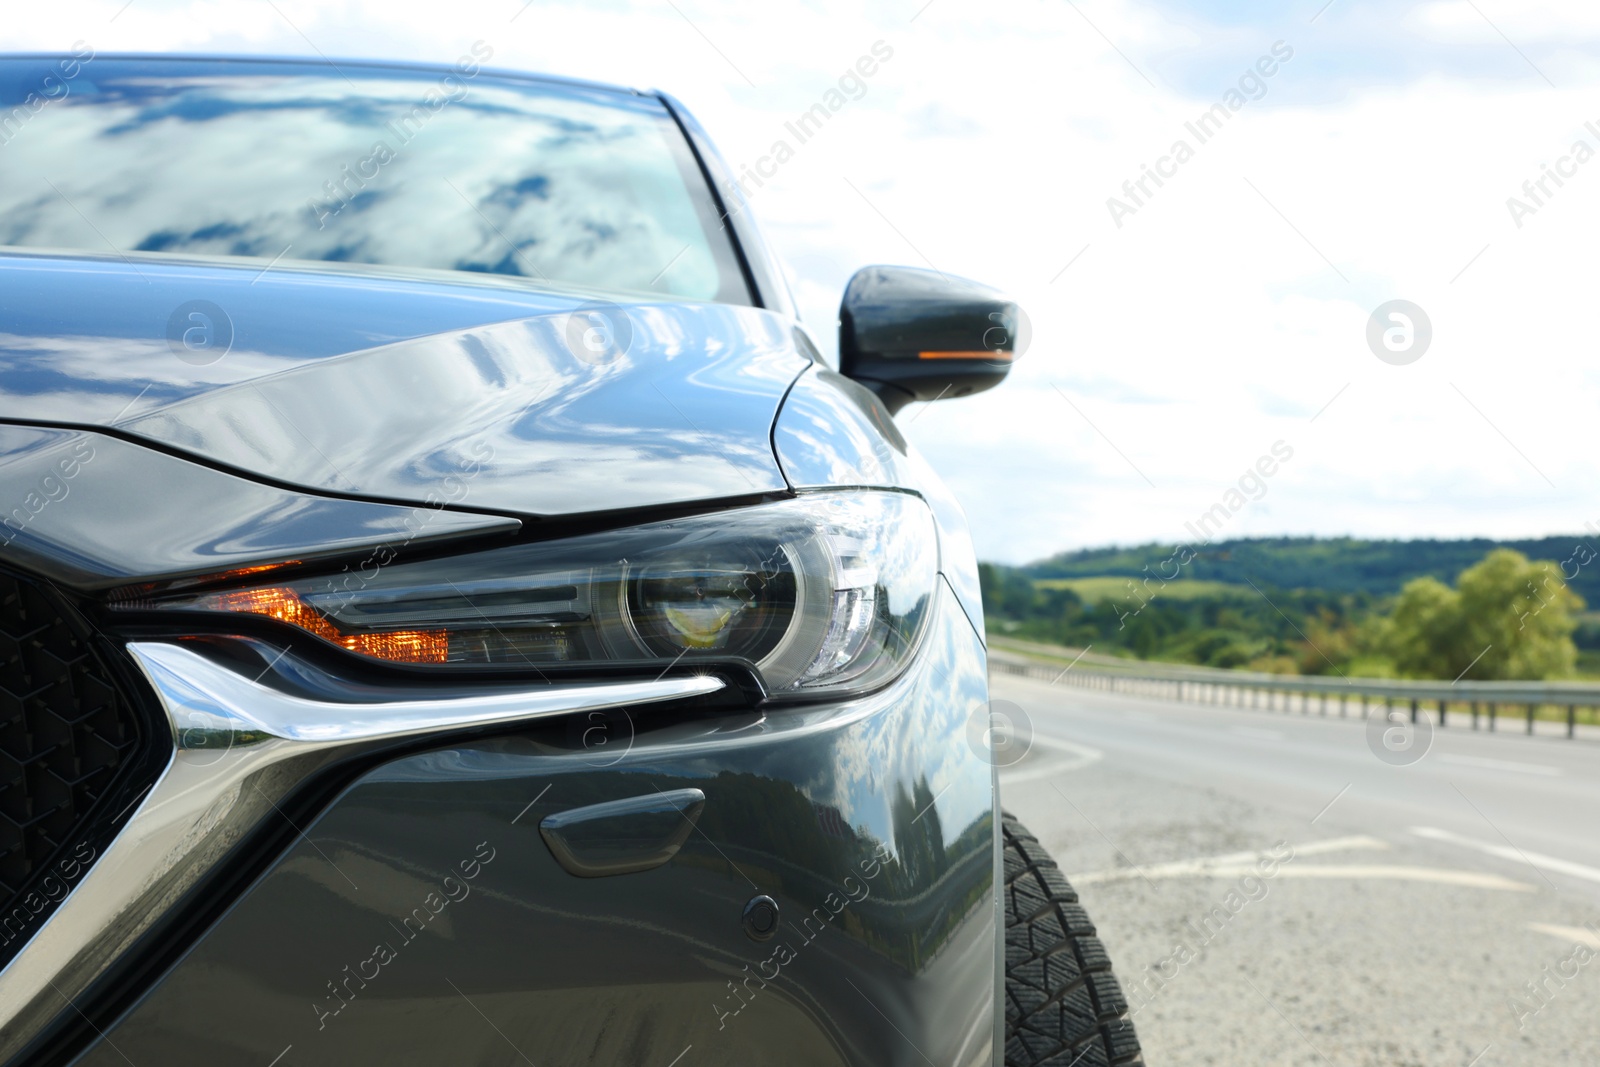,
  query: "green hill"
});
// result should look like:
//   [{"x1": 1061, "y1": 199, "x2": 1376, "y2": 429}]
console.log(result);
[
  {"x1": 1023, "y1": 535, "x2": 1600, "y2": 601},
  {"x1": 980, "y1": 534, "x2": 1600, "y2": 677}
]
